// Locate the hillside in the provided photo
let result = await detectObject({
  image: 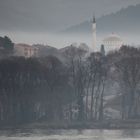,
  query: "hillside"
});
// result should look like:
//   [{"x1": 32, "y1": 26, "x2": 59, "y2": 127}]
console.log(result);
[{"x1": 62, "y1": 4, "x2": 140, "y2": 35}]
